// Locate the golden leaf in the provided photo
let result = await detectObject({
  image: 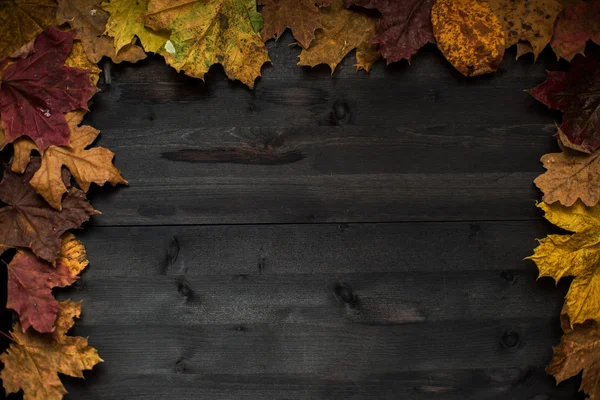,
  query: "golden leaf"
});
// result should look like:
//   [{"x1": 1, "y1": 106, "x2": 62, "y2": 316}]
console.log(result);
[
  {"x1": 143, "y1": 0, "x2": 270, "y2": 88},
  {"x1": 0, "y1": 0, "x2": 58, "y2": 60},
  {"x1": 528, "y1": 201, "x2": 600, "y2": 326},
  {"x1": 535, "y1": 146, "x2": 600, "y2": 207},
  {"x1": 102, "y1": 0, "x2": 169, "y2": 53},
  {"x1": 431, "y1": 0, "x2": 505, "y2": 76},
  {"x1": 64, "y1": 40, "x2": 102, "y2": 85},
  {"x1": 297, "y1": 0, "x2": 379, "y2": 72},
  {"x1": 57, "y1": 232, "x2": 89, "y2": 275},
  {"x1": 0, "y1": 301, "x2": 102, "y2": 400}
]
